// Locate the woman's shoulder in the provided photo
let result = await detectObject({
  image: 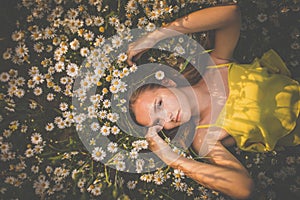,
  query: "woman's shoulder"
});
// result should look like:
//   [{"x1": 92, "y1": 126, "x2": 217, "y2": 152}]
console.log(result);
[{"x1": 210, "y1": 52, "x2": 234, "y2": 65}]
